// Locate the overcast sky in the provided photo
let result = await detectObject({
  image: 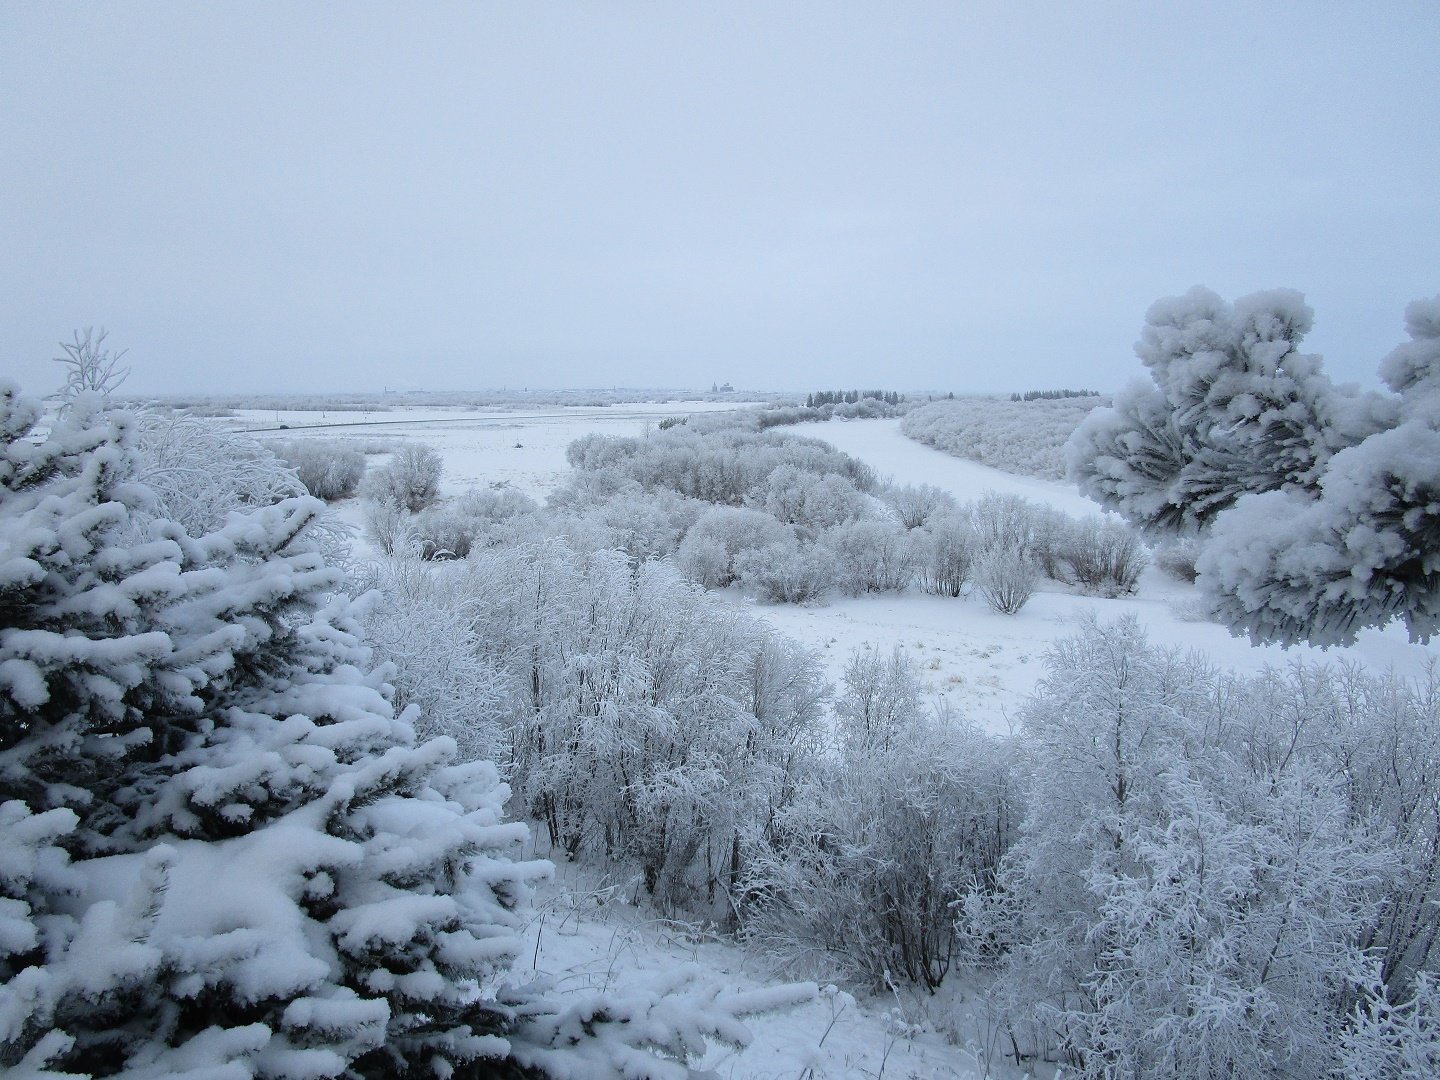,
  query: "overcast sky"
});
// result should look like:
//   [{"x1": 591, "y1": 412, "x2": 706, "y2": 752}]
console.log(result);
[{"x1": 2, "y1": 2, "x2": 1437, "y2": 396}]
